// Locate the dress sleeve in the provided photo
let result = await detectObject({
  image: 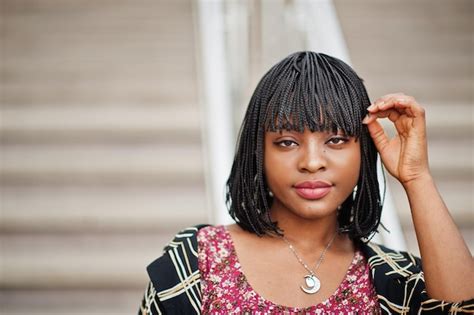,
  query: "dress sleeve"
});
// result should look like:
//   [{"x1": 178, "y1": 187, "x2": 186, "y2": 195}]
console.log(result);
[
  {"x1": 418, "y1": 296, "x2": 474, "y2": 314},
  {"x1": 138, "y1": 281, "x2": 165, "y2": 315},
  {"x1": 363, "y1": 242, "x2": 474, "y2": 314},
  {"x1": 399, "y1": 251, "x2": 474, "y2": 314}
]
